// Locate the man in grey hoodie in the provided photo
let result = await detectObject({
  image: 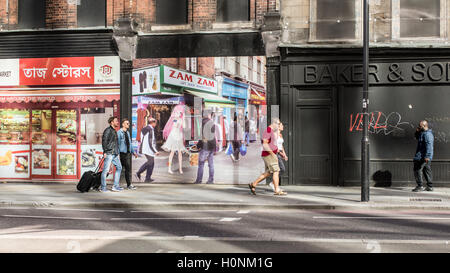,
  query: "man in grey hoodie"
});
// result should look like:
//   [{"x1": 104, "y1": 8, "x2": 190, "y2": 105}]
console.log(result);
[{"x1": 412, "y1": 120, "x2": 434, "y2": 192}]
